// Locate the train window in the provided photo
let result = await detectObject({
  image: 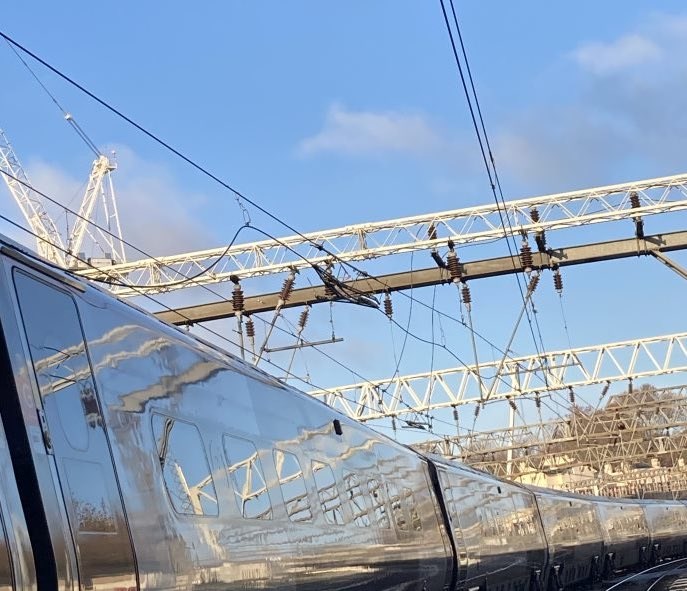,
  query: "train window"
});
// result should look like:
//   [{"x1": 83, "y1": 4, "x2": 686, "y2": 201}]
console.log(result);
[
  {"x1": 152, "y1": 414, "x2": 218, "y2": 516},
  {"x1": 403, "y1": 488, "x2": 422, "y2": 531},
  {"x1": 224, "y1": 435, "x2": 272, "y2": 520},
  {"x1": 343, "y1": 472, "x2": 370, "y2": 528},
  {"x1": 14, "y1": 271, "x2": 94, "y2": 451},
  {"x1": 273, "y1": 449, "x2": 312, "y2": 523},
  {"x1": 312, "y1": 461, "x2": 344, "y2": 525}
]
